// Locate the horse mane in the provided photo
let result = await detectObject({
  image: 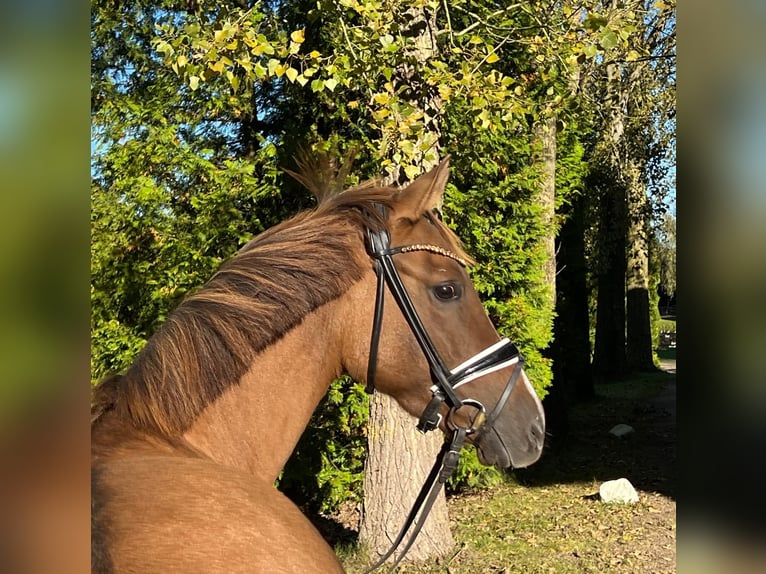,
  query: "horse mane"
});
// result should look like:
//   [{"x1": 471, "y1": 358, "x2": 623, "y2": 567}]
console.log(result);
[{"x1": 91, "y1": 159, "x2": 470, "y2": 437}]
